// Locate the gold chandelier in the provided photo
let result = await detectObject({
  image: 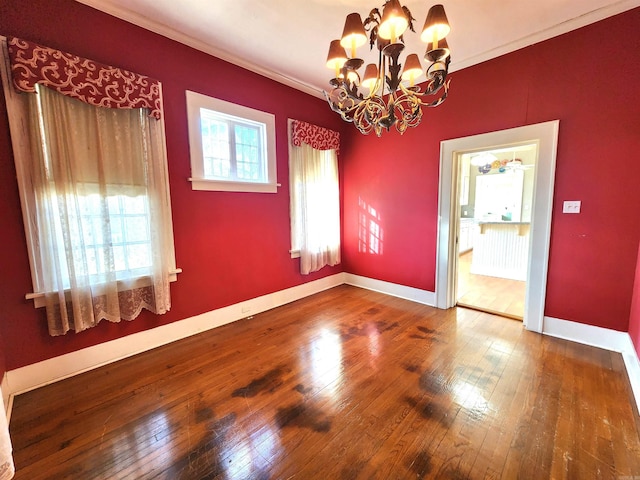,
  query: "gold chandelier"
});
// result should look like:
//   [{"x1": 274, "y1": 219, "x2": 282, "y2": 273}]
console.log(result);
[{"x1": 324, "y1": 1, "x2": 451, "y2": 136}]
